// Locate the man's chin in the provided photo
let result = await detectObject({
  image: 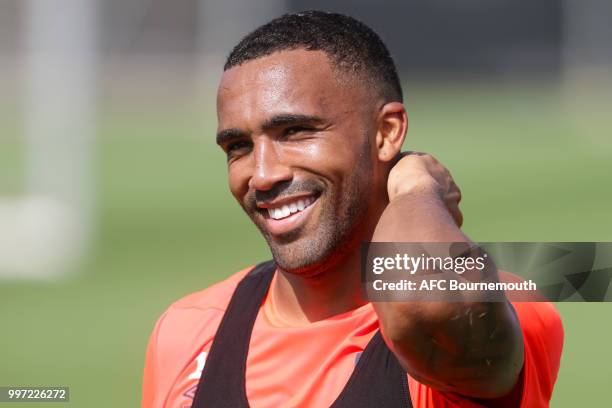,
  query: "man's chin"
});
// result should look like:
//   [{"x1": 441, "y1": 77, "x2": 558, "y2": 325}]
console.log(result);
[
  {"x1": 267, "y1": 228, "x2": 304, "y2": 245},
  {"x1": 269, "y1": 241, "x2": 325, "y2": 275},
  {"x1": 268, "y1": 239, "x2": 347, "y2": 278},
  {"x1": 273, "y1": 256, "x2": 331, "y2": 277}
]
